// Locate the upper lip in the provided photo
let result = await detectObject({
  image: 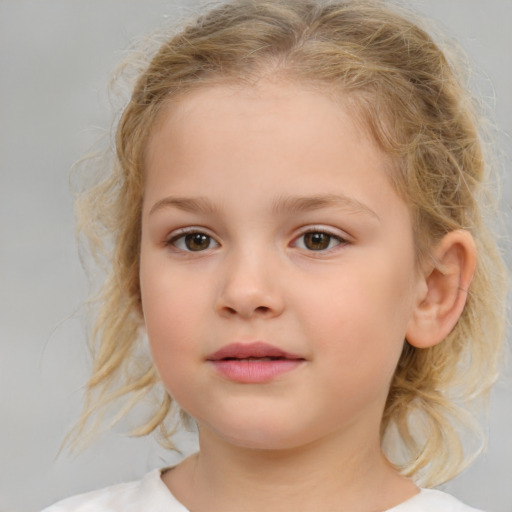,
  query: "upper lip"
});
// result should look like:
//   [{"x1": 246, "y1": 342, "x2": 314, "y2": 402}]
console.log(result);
[{"x1": 207, "y1": 342, "x2": 304, "y2": 361}]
